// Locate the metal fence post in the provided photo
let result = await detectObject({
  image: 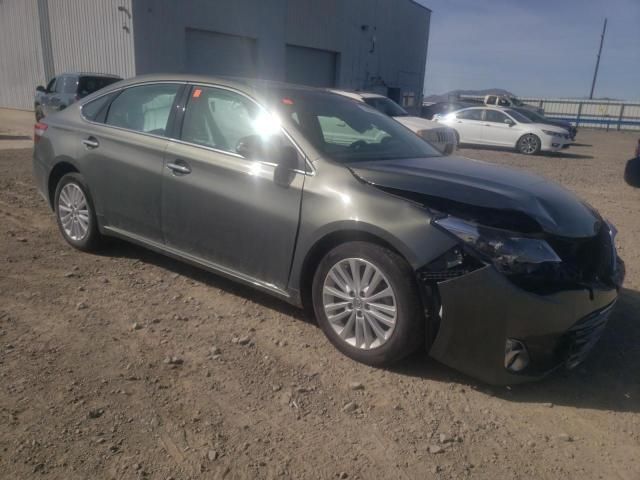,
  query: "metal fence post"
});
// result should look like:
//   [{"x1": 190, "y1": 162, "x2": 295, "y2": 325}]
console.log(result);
[
  {"x1": 576, "y1": 102, "x2": 583, "y2": 128},
  {"x1": 617, "y1": 104, "x2": 625, "y2": 131}
]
